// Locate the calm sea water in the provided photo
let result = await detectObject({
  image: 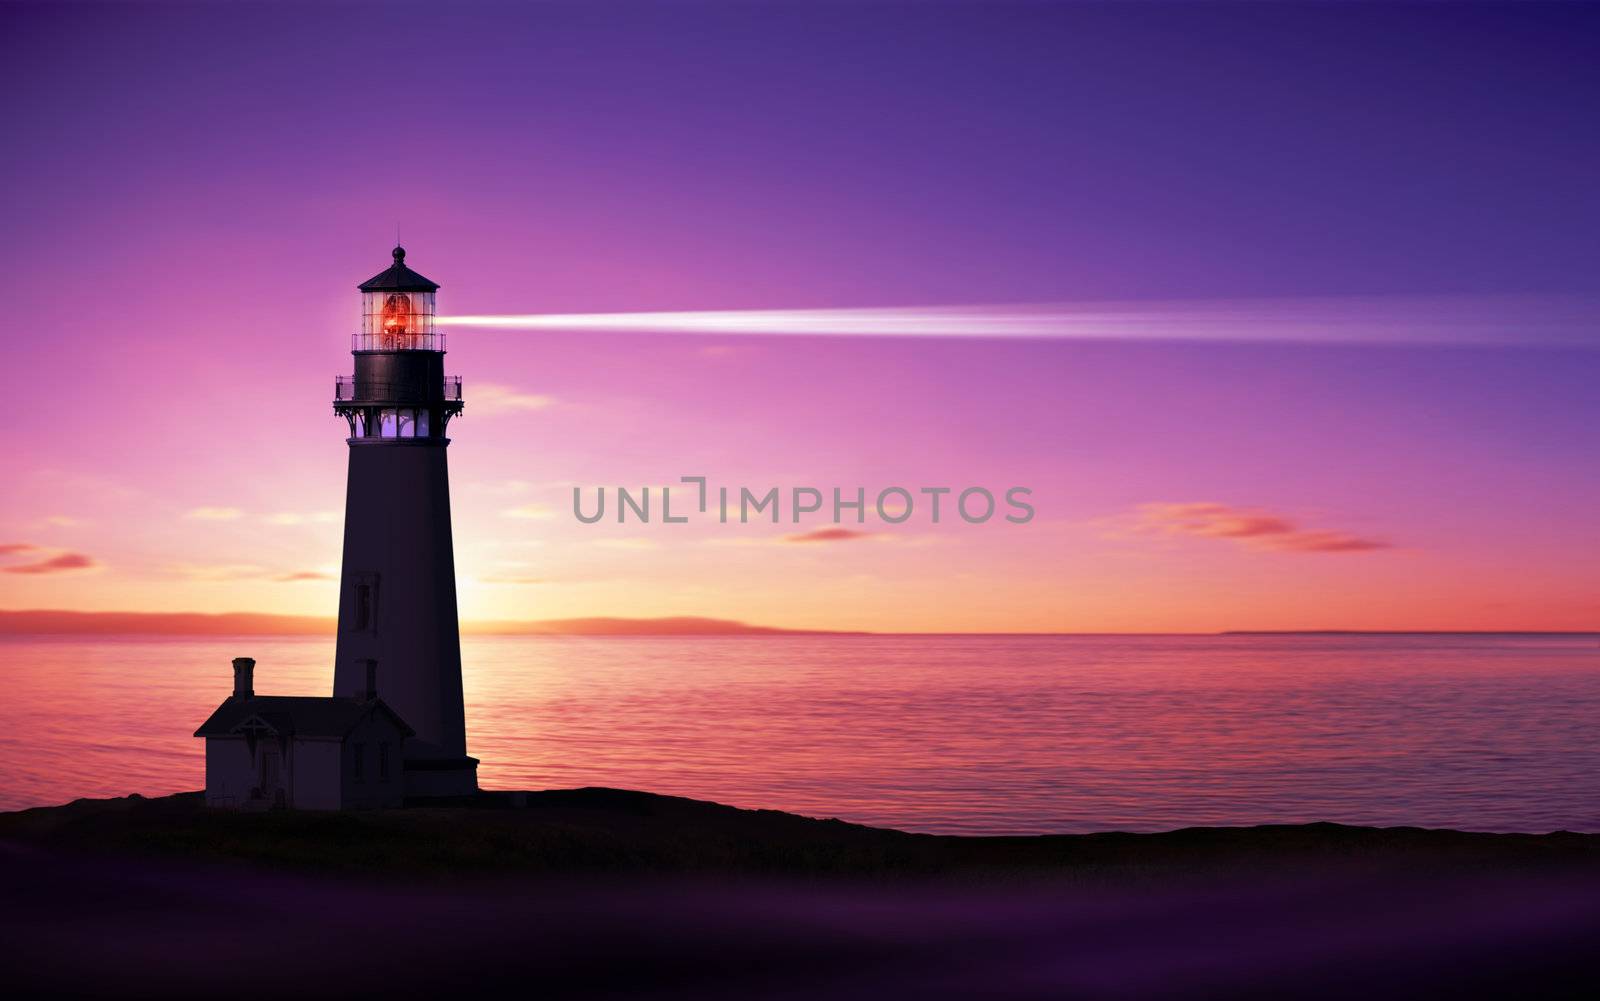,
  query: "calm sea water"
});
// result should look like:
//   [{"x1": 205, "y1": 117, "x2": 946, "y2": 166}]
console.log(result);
[{"x1": 1, "y1": 633, "x2": 1596, "y2": 834}]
